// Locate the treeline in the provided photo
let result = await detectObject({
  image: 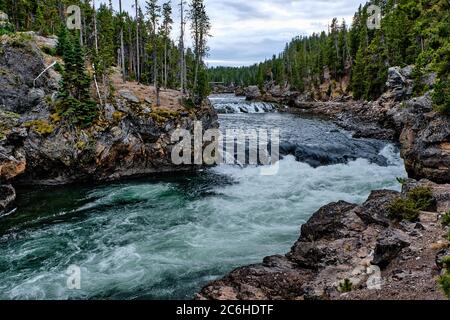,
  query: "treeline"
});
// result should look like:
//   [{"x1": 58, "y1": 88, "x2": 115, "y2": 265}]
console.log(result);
[
  {"x1": 0, "y1": 0, "x2": 212, "y2": 106},
  {"x1": 209, "y1": 0, "x2": 450, "y2": 105}
]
